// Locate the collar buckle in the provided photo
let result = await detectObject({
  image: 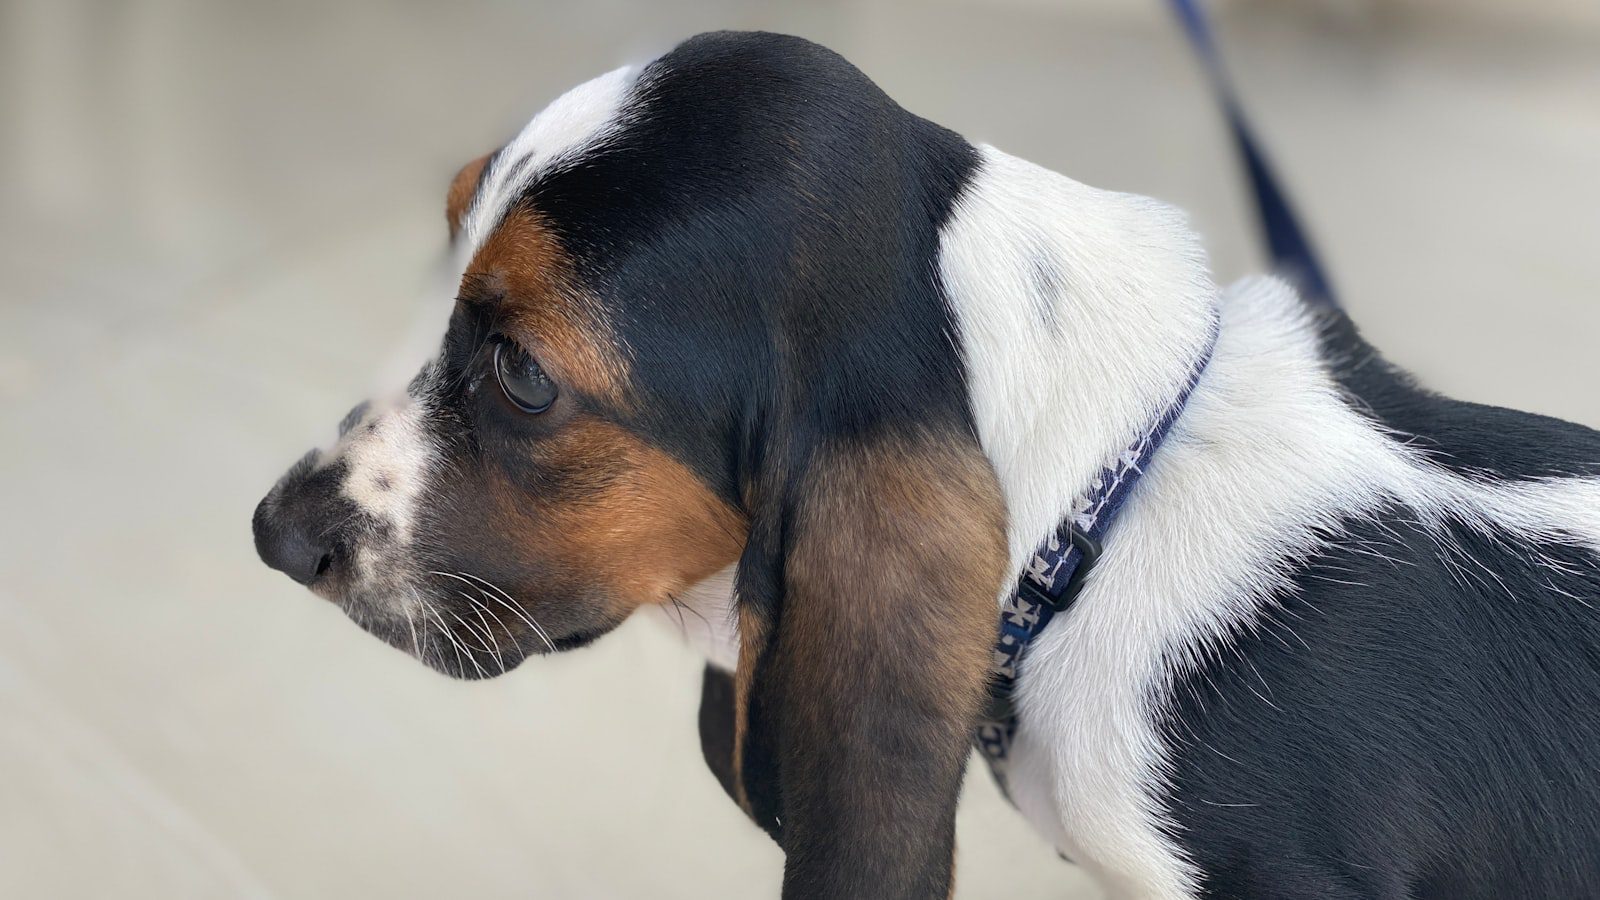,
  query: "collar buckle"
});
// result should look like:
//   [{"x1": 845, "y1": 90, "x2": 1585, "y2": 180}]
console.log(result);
[{"x1": 1050, "y1": 523, "x2": 1102, "y2": 611}]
